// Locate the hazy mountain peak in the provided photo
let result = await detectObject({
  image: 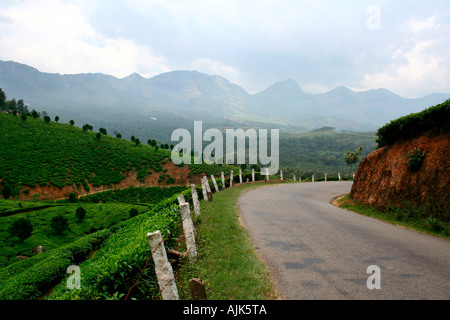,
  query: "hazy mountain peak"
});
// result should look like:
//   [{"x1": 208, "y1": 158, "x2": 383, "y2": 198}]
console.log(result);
[
  {"x1": 268, "y1": 78, "x2": 302, "y2": 91},
  {"x1": 328, "y1": 85, "x2": 352, "y2": 94},
  {"x1": 122, "y1": 72, "x2": 145, "y2": 80},
  {"x1": 1, "y1": 59, "x2": 449, "y2": 132}
]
